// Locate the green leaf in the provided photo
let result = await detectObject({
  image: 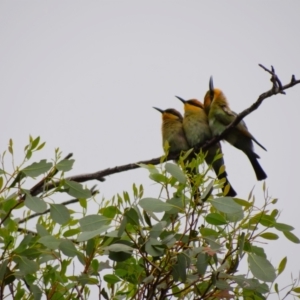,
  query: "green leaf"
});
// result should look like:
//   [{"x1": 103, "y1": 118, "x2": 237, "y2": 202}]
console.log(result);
[
  {"x1": 274, "y1": 223, "x2": 294, "y2": 232},
  {"x1": 165, "y1": 163, "x2": 186, "y2": 184},
  {"x1": 63, "y1": 229, "x2": 80, "y2": 237},
  {"x1": 0, "y1": 260, "x2": 8, "y2": 280},
  {"x1": 0, "y1": 176, "x2": 3, "y2": 190},
  {"x1": 196, "y1": 253, "x2": 209, "y2": 275},
  {"x1": 165, "y1": 197, "x2": 185, "y2": 214},
  {"x1": 56, "y1": 159, "x2": 75, "y2": 172},
  {"x1": 104, "y1": 244, "x2": 133, "y2": 253},
  {"x1": 79, "y1": 215, "x2": 110, "y2": 231},
  {"x1": 149, "y1": 173, "x2": 168, "y2": 183},
  {"x1": 201, "y1": 180, "x2": 214, "y2": 202},
  {"x1": 225, "y1": 210, "x2": 244, "y2": 223},
  {"x1": 283, "y1": 231, "x2": 300, "y2": 243},
  {"x1": 36, "y1": 142, "x2": 46, "y2": 151},
  {"x1": 15, "y1": 256, "x2": 38, "y2": 275},
  {"x1": 216, "y1": 280, "x2": 231, "y2": 290},
  {"x1": 145, "y1": 238, "x2": 164, "y2": 257},
  {"x1": 124, "y1": 208, "x2": 139, "y2": 226},
  {"x1": 210, "y1": 197, "x2": 243, "y2": 214},
  {"x1": 39, "y1": 236, "x2": 60, "y2": 250},
  {"x1": 176, "y1": 253, "x2": 188, "y2": 282},
  {"x1": 31, "y1": 284, "x2": 42, "y2": 300},
  {"x1": 259, "y1": 215, "x2": 276, "y2": 227},
  {"x1": 249, "y1": 245, "x2": 266, "y2": 258},
  {"x1": 234, "y1": 198, "x2": 253, "y2": 208},
  {"x1": 77, "y1": 226, "x2": 110, "y2": 242},
  {"x1": 30, "y1": 136, "x2": 40, "y2": 150},
  {"x1": 104, "y1": 274, "x2": 120, "y2": 284},
  {"x1": 138, "y1": 163, "x2": 159, "y2": 174},
  {"x1": 259, "y1": 232, "x2": 279, "y2": 240},
  {"x1": 139, "y1": 198, "x2": 174, "y2": 212},
  {"x1": 59, "y1": 240, "x2": 78, "y2": 257},
  {"x1": 205, "y1": 213, "x2": 227, "y2": 225},
  {"x1": 50, "y1": 204, "x2": 70, "y2": 224},
  {"x1": 100, "y1": 206, "x2": 119, "y2": 219},
  {"x1": 8, "y1": 138, "x2": 13, "y2": 154},
  {"x1": 24, "y1": 195, "x2": 47, "y2": 213},
  {"x1": 238, "y1": 233, "x2": 245, "y2": 258},
  {"x1": 78, "y1": 274, "x2": 99, "y2": 285},
  {"x1": 278, "y1": 257, "x2": 287, "y2": 275},
  {"x1": 150, "y1": 221, "x2": 166, "y2": 238},
  {"x1": 292, "y1": 287, "x2": 300, "y2": 293},
  {"x1": 200, "y1": 227, "x2": 219, "y2": 237},
  {"x1": 22, "y1": 160, "x2": 52, "y2": 177},
  {"x1": 248, "y1": 253, "x2": 276, "y2": 282},
  {"x1": 64, "y1": 180, "x2": 91, "y2": 198}
]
